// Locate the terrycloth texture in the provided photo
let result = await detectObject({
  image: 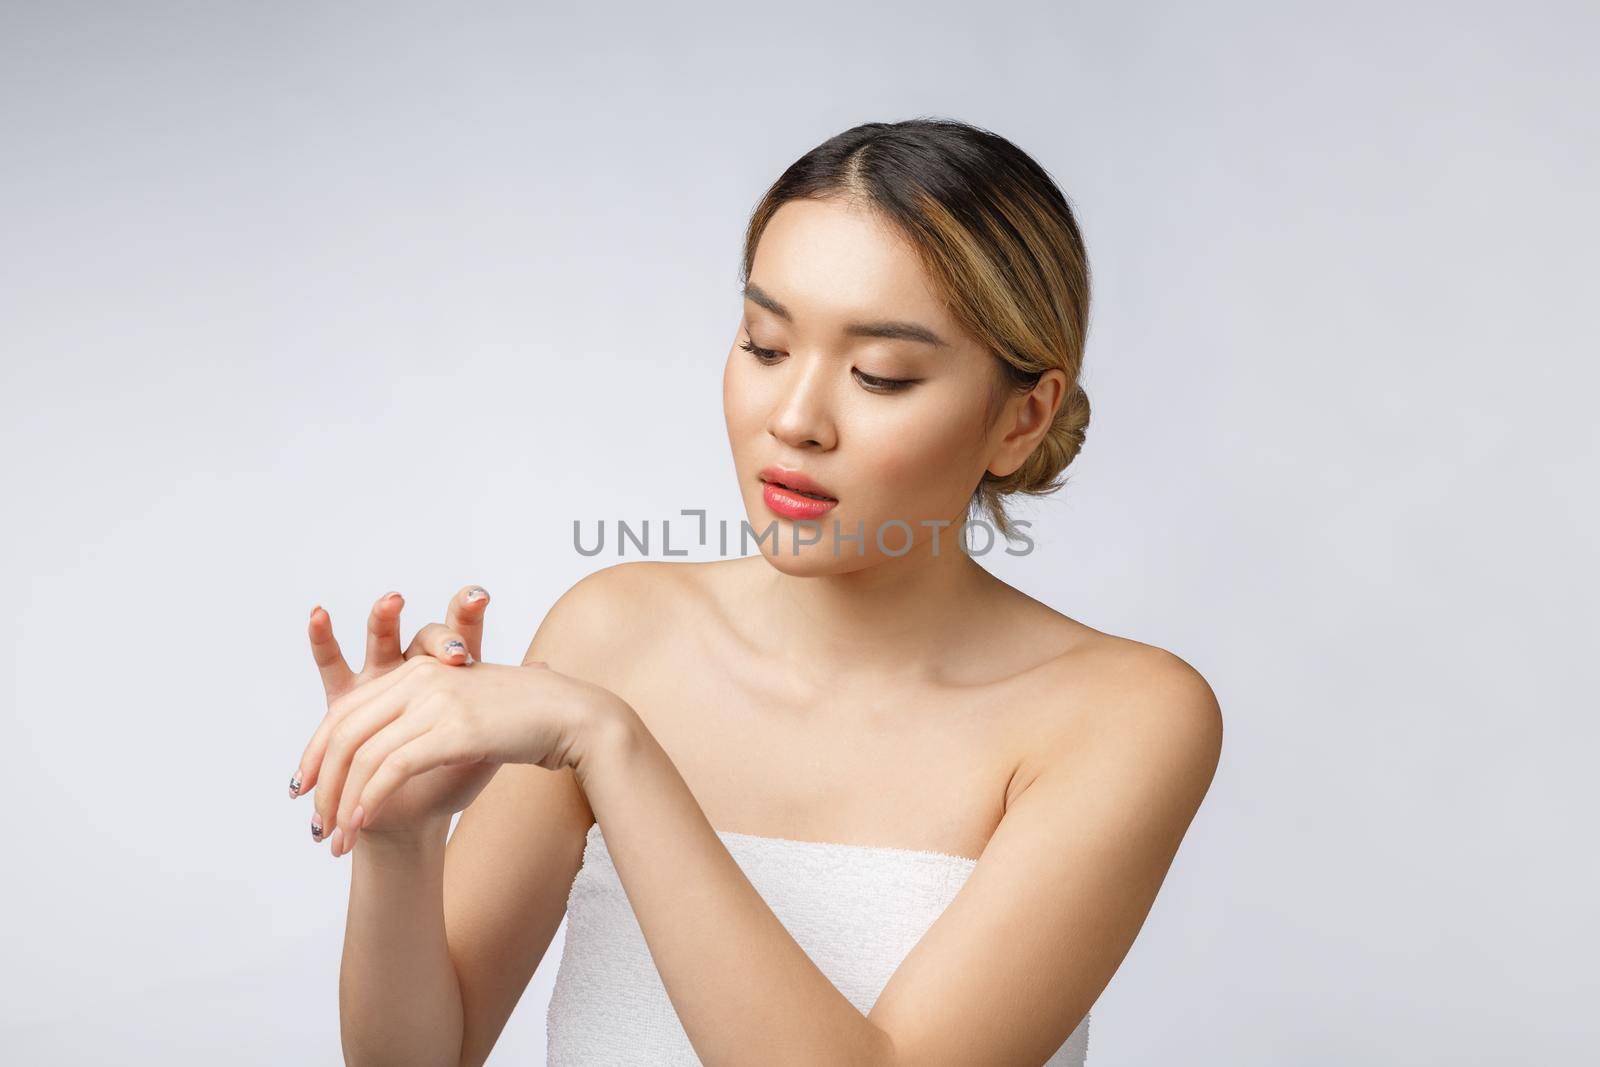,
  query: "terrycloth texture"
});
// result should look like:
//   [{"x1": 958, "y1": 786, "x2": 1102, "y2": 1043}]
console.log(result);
[{"x1": 547, "y1": 822, "x2": 1091, "y2": 1065}]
